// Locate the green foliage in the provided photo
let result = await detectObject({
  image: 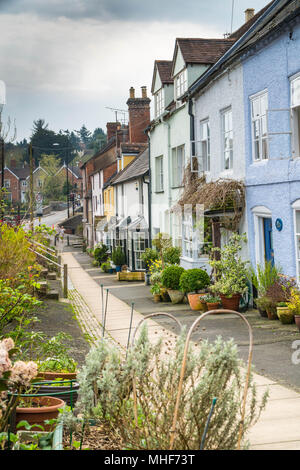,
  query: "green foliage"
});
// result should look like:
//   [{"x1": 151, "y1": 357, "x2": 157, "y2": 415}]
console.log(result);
[
  {"x1": 37, "y1": 332, "x2": 77, "y2": 373},
  {"x1": 150, "y1": 283, "x2": 161, "y2": 295},
  {"x1": 163, "y1": 246, "x2": 181, "y2": 265},
  {"x1": 250, "y1": 262, "x2": 280, "y2": 296},
  {"x1": 179, "y1": 268, "x2": 210, "y2": 294},
  {"x1": 93, "y1": 244, "x2": 109, "y2": 264},
  {"x1": 210, "y1": 233, "x2": 249, "y2": 297},
  {"x1": 62, "y1": 327, "x2": 268, "y2": 450},
  {"x1": 202, "y1": 294, "x2": 221, "y2": 303},
  {"x1": 101, "y1": 259, "x2": 112, "y2": 273},
  {"x1": 141, "y1": 248, "x2": 159, "y2": 270},
  {"x1": 161, "y1": 265, "x2": 185, "y2": 291},
  {"x1": 152, "y1": 233, "x2": 172, "y2": 268},
  {"x1": 111, "y1": 246, "x2": 126, "y2": 266}
]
